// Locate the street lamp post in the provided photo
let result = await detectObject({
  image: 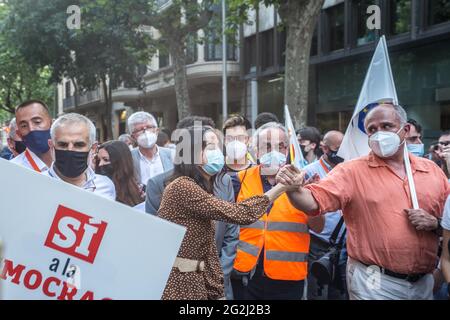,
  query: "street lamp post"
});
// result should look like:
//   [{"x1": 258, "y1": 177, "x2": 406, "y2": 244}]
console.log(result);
[{"x1": 222, "y1": 0, "x2": 228, "y2": 123}]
